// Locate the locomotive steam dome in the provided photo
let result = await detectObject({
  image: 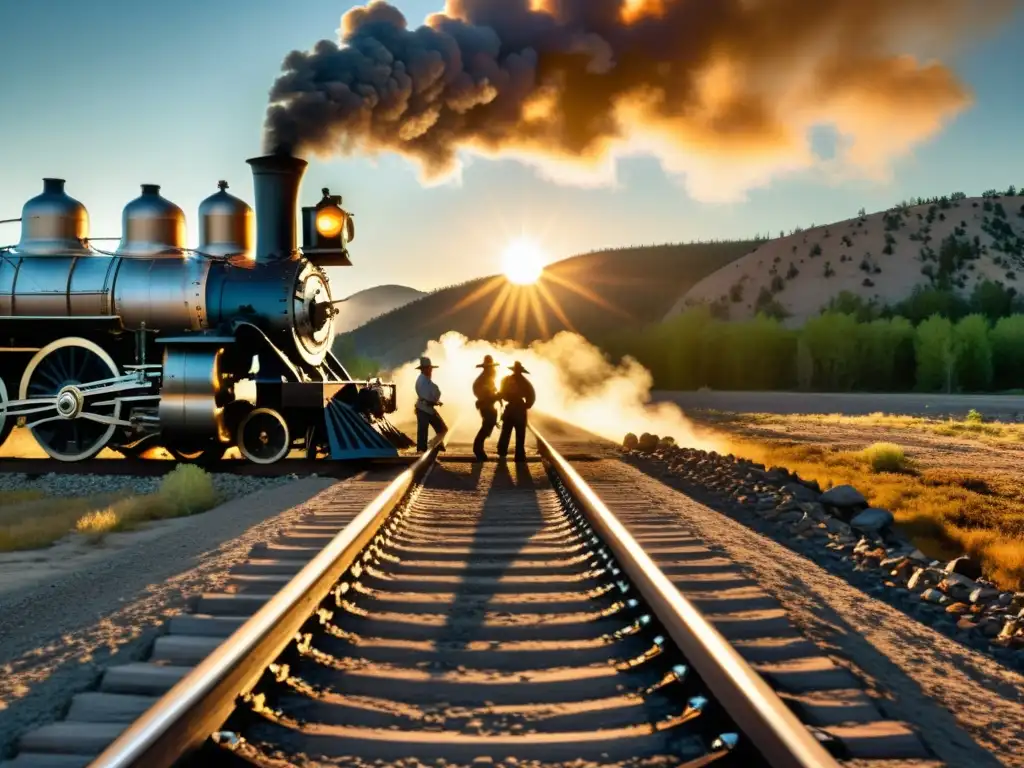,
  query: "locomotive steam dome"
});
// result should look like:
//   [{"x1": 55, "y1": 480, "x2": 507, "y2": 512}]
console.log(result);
[
  {"x1": 17, "y1": 178, "x2": 90, "y2": 255},
  {"x1": 115, "y1": 184, "x2": 187, "y2": 258},
  {"x1": 198, "y1": 180, "x2": 253, "y2": 258}
]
